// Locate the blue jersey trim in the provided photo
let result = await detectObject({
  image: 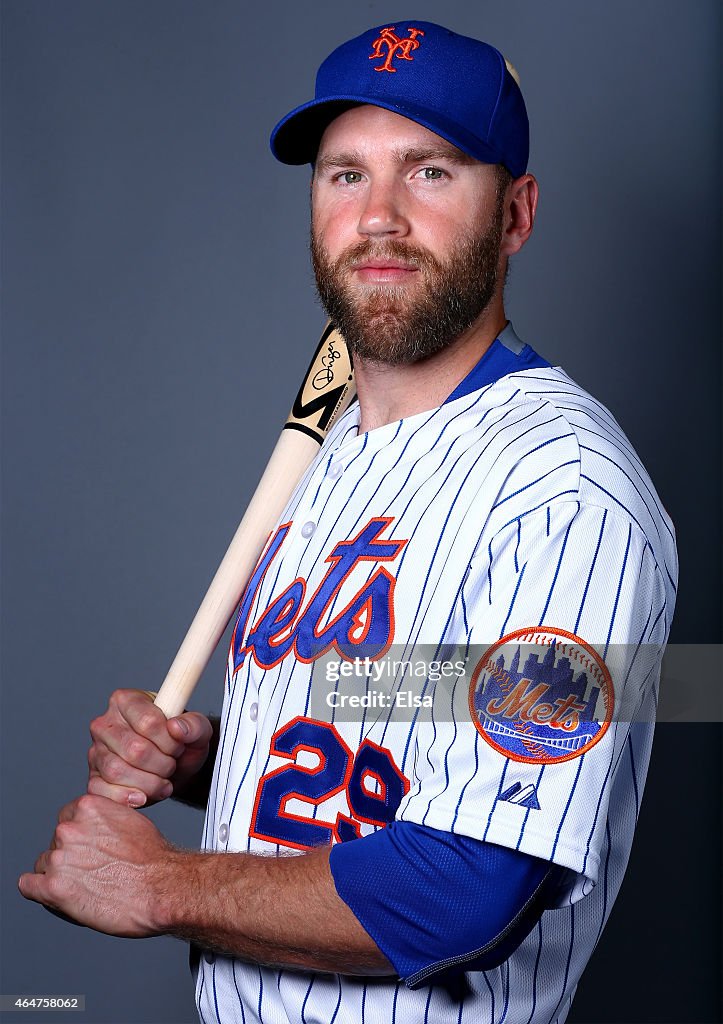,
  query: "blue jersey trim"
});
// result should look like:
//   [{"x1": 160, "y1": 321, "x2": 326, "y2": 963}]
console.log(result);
[
  {"x1": 329, "y1": 820, "x2": 550, "y2": 987},
  {"x1": 444, "y1": 327, "x2": 551, "y2": 405}
]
